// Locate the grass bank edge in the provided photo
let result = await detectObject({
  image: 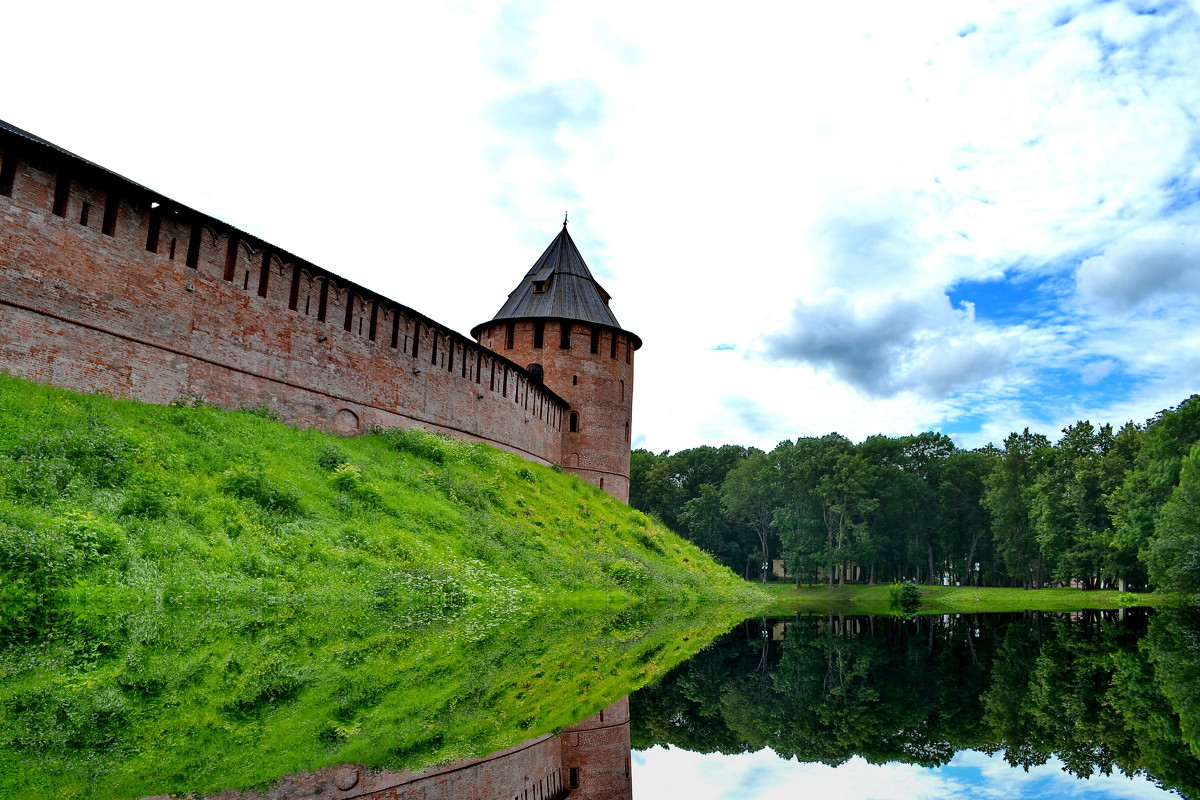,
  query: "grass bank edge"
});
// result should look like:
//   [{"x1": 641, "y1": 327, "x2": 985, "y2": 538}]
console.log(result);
[{"x1": 762, "y1": 582, "x2": 1179, "y2": 616}]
